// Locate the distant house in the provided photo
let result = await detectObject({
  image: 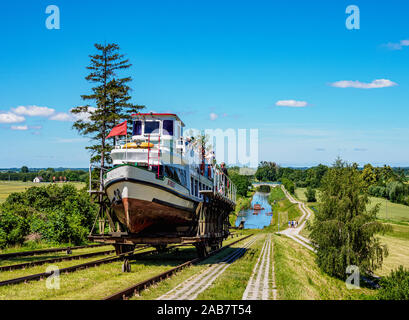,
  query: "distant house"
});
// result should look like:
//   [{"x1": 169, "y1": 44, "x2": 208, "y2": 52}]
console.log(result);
[{"x1": 33, "y1": 176, "x2": 43, "y2": 183}]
